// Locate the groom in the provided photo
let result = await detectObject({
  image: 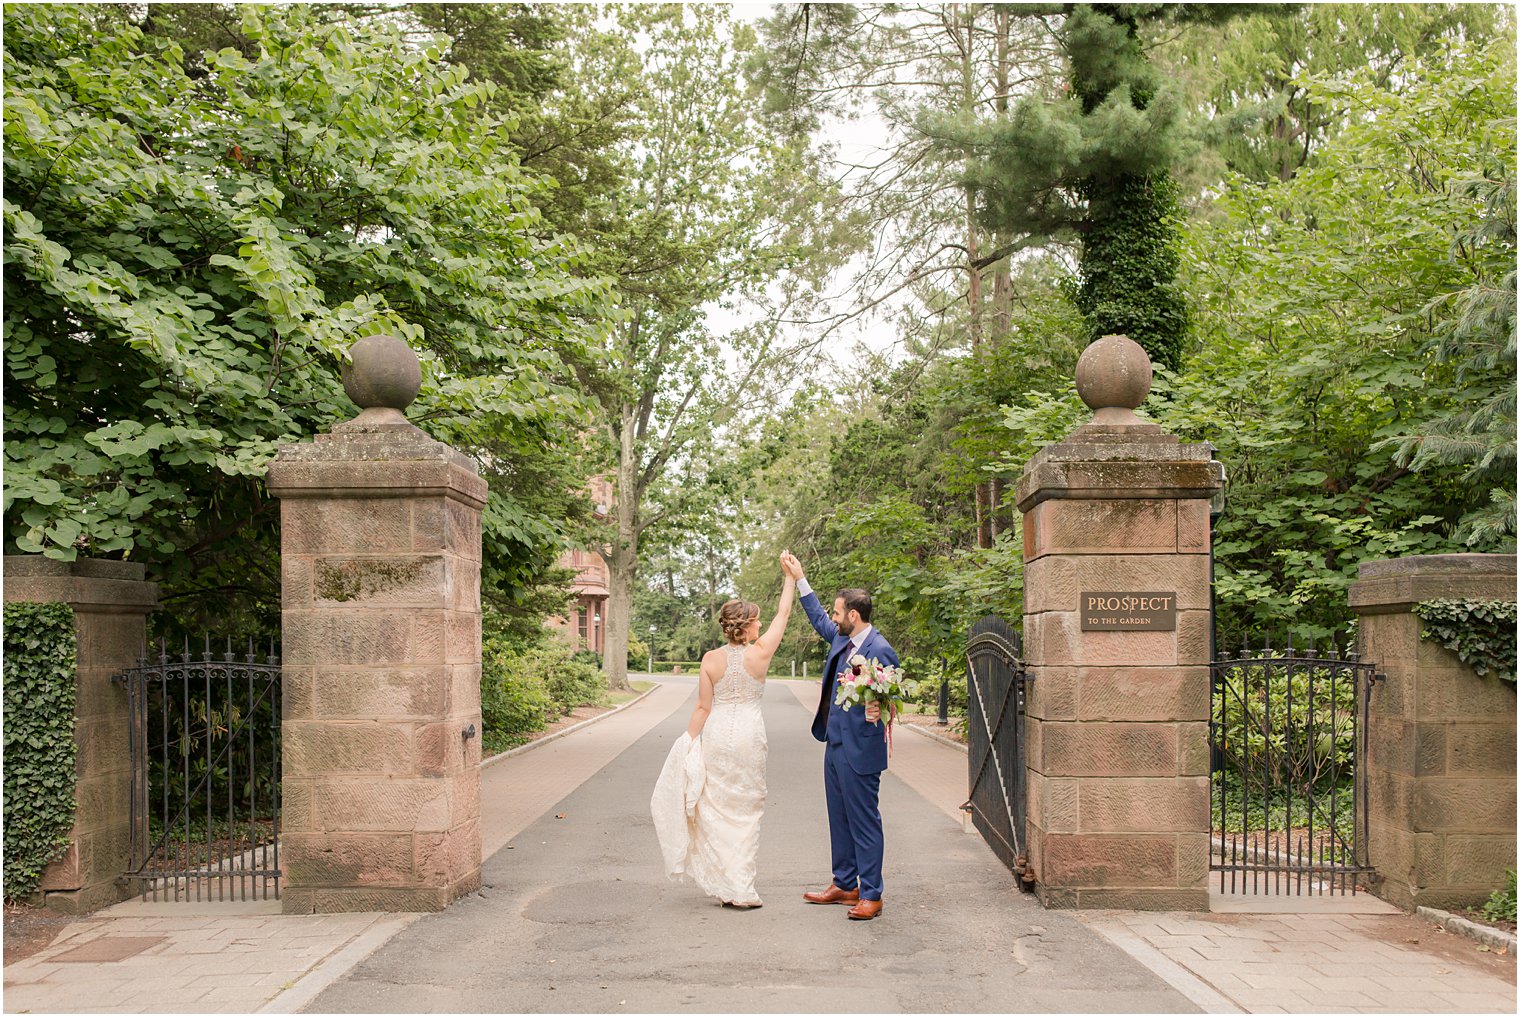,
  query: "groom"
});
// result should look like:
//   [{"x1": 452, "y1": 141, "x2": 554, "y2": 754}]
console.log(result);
[{"x1": 780, "y1": 552, "x2": 899, "y2": 921}]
